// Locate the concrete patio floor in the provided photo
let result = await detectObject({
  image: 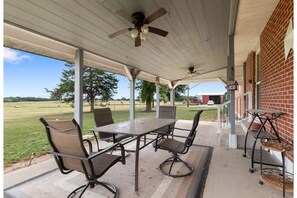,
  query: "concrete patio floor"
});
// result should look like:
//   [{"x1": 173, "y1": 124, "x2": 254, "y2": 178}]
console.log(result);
[{"x1": 4, "y1": 120, "x2": 293, "y2": 198}]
